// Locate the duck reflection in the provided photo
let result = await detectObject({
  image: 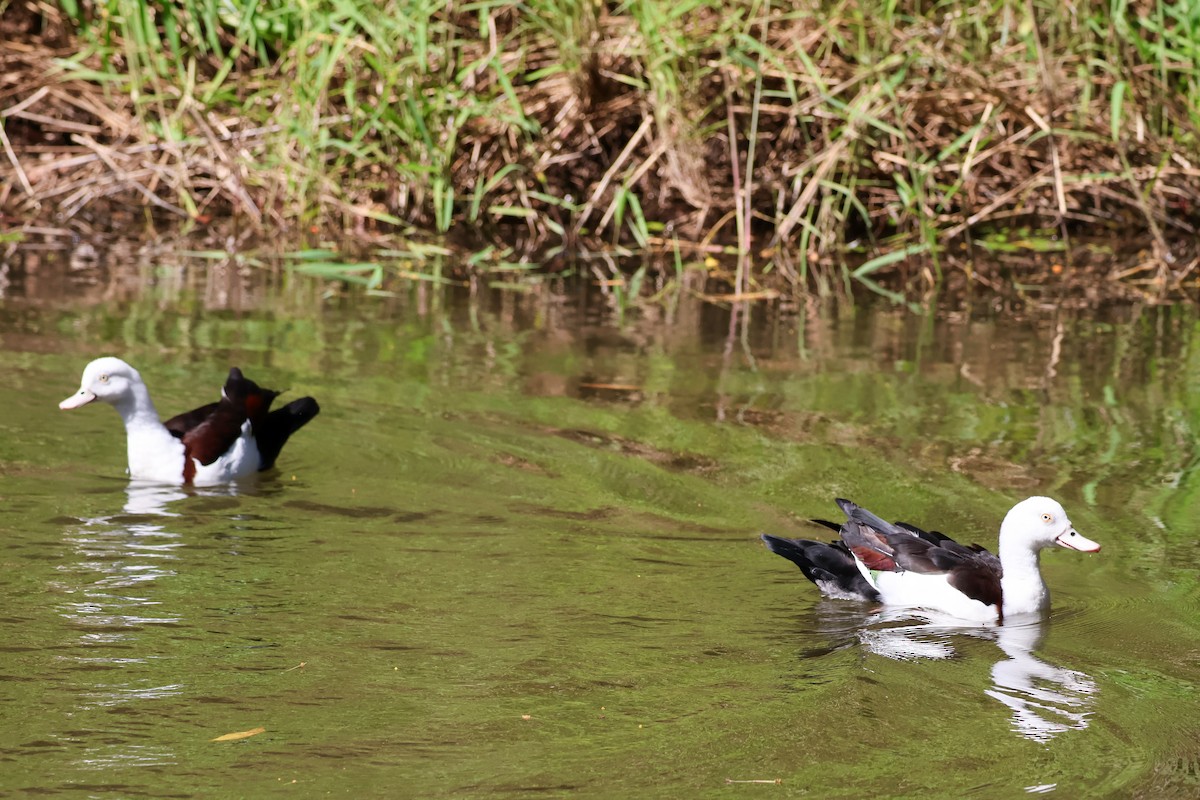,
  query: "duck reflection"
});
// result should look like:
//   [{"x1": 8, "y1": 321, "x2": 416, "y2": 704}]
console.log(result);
[
  {"x1": 58, "y1": 478, "x2": 267, "y2": 770},
  {"x1": 51, "y1": 481, "x2": 202, "y2": 770},
  {"x1": 63, "y1": 483, "x2": 188, "y2": 611},
  {"x1": 855, "y1": 609, "x2": 1096, "y2": 742},
  {"x1": 64, "y1": 479, "x2": 247, "y2": 629},
  {"x1": 121, "y1": 480, "x2": 189, "y2": 516},
  {"x1": 59, "y1": 482, "x2": 190, "y2": 695},
  {"x1": 984, "y1": 619, "x2": 1096, "y2": 742}
]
